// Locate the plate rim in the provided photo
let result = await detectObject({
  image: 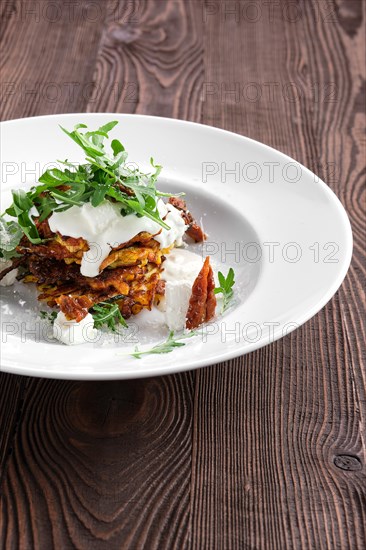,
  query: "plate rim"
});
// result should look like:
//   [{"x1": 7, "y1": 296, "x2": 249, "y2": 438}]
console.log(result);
[{"x1": 0, "y1": 113, "x2": 353, "y2": 379}]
